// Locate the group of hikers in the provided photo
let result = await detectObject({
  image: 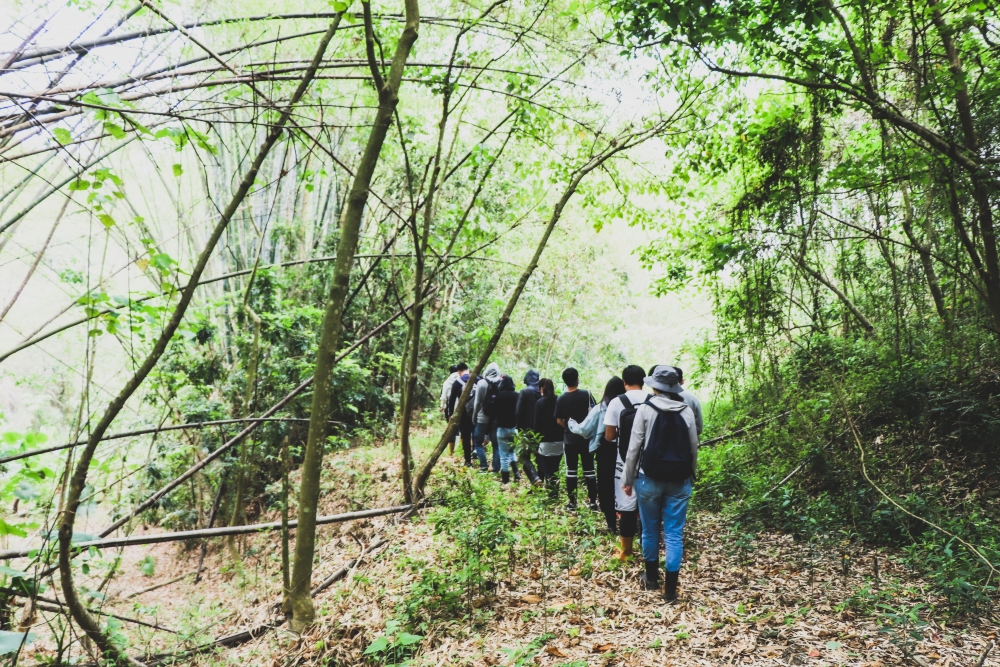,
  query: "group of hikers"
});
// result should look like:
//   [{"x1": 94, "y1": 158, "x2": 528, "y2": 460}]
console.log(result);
[{"x1": 439, "y1": 362, "x2": 702, "y2": 602}]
